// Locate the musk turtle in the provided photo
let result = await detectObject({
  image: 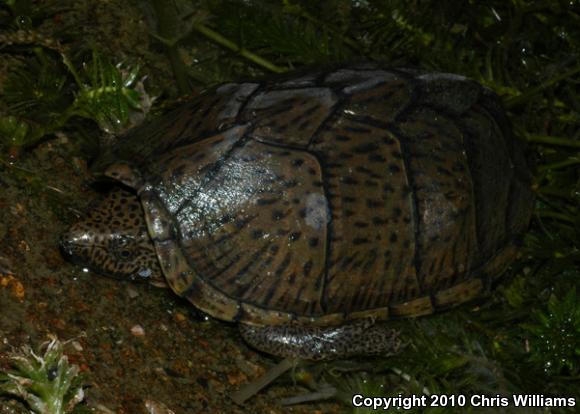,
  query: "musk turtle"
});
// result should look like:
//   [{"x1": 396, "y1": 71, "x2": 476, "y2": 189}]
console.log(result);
[{"x1": 61, "y1": 63, "x2": 534, "y2": 362}]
